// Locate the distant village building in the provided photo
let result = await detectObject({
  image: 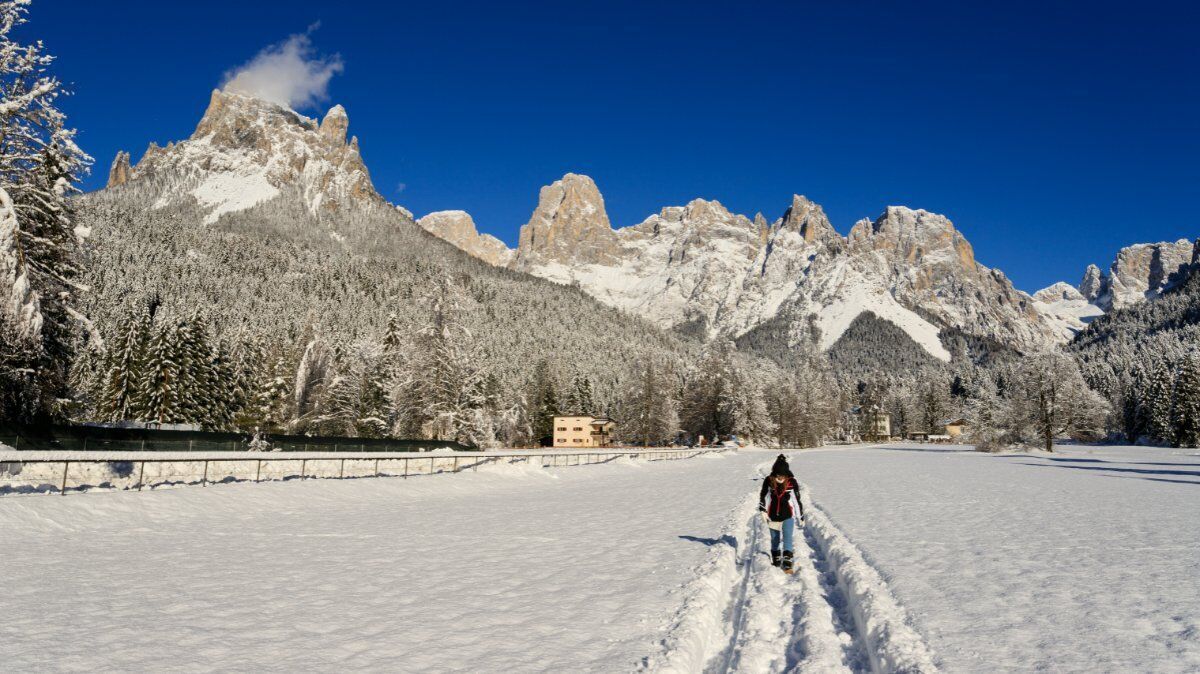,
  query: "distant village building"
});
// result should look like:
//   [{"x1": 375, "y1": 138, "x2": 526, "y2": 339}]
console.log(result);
[
  {"x1": 942, "y1": 418, "x2": 968, "y2": 439},
  {"x1": 852, "y1": 406, "x2": 892, "y2": 442},
  {"x1": 553, "y1": 416, "x2": 616, "y2": 448}
]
